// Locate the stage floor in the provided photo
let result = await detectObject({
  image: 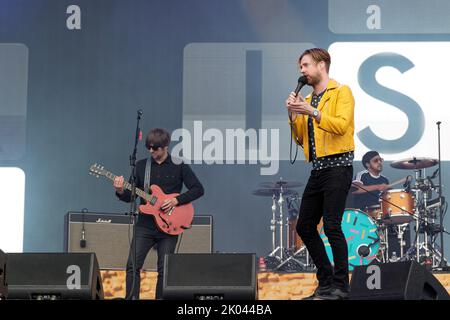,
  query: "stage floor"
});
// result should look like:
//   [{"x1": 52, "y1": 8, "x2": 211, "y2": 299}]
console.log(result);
[{"x1": 100, "y1": 270, "x2": 450, "y2": 300}]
